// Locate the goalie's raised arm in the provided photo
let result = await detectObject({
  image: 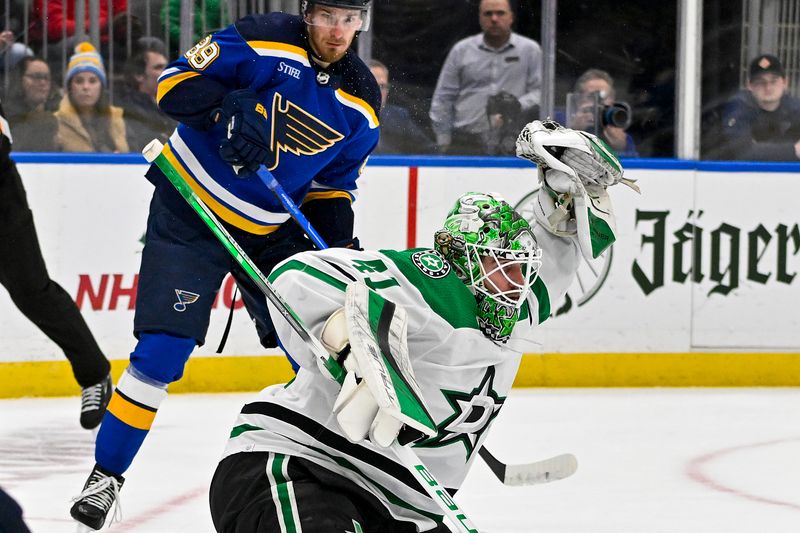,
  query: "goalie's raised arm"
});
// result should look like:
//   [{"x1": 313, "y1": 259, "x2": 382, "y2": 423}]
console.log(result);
[{"x1": 515, "y1": 120, "x2": 641, "y2": 261}]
